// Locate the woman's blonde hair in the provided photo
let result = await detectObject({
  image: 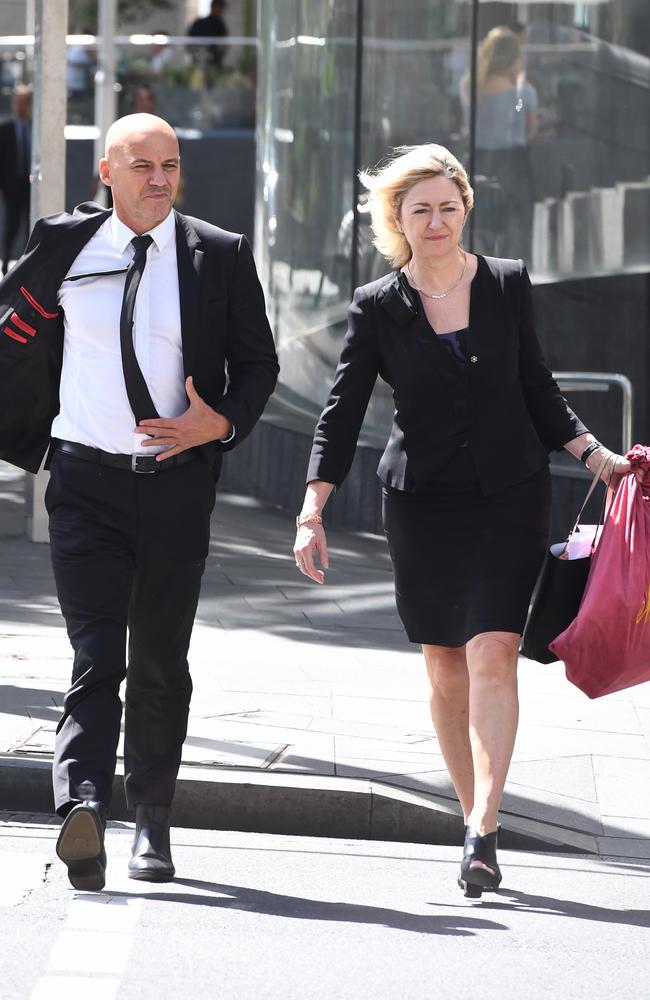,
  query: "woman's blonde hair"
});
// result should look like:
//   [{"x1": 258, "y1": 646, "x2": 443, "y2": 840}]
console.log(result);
[
  {"x1": 477, "y1": 26, "x2": 521, "y2": 92},
  {"x1": 359, "y1": 144, "x2": 473, "y2": 269}
]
